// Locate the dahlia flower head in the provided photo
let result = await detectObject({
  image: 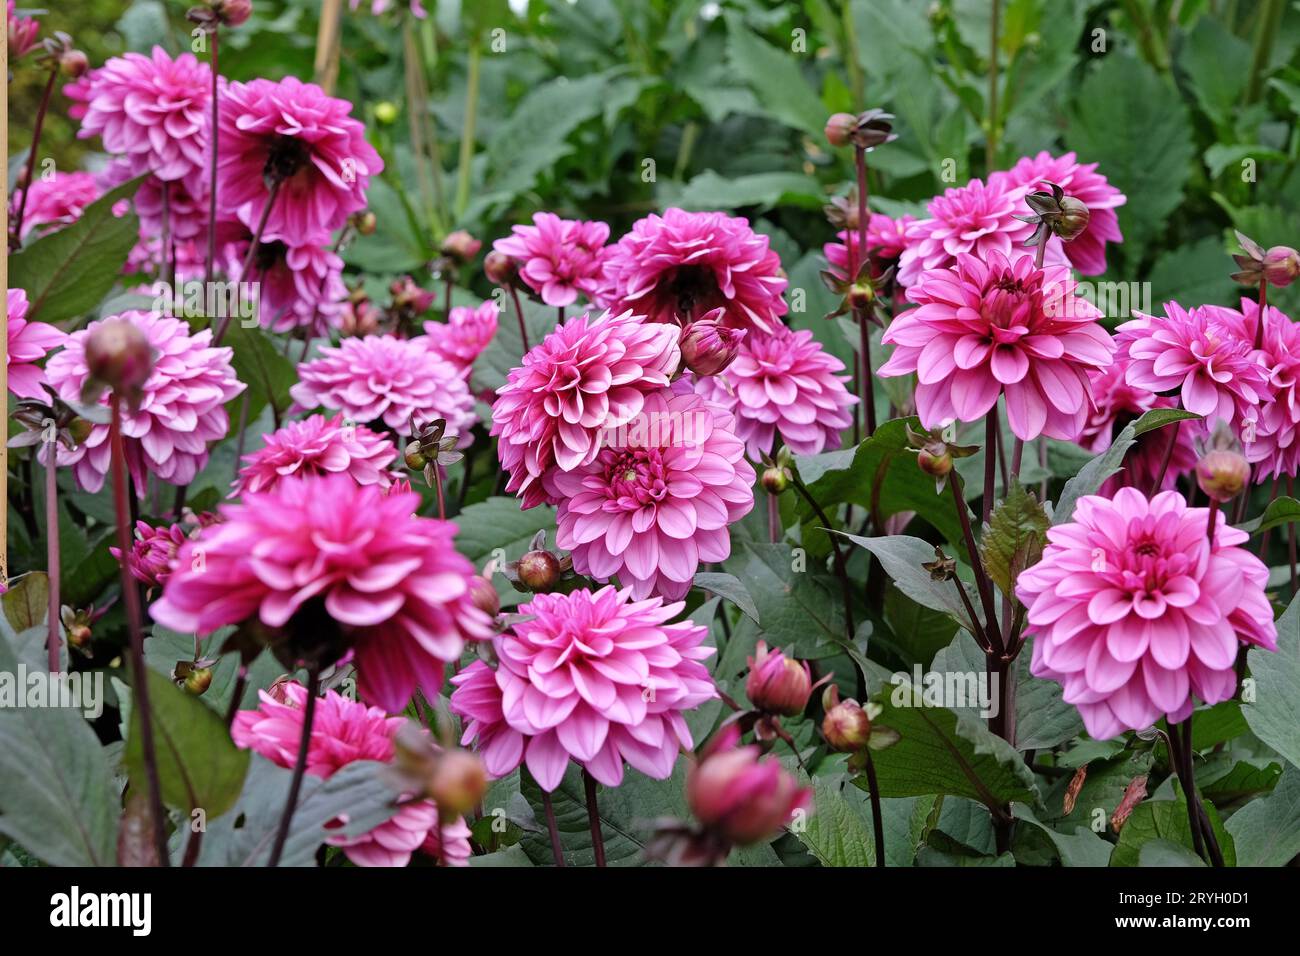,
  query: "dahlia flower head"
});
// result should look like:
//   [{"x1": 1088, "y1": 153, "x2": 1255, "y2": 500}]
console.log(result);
[
  {"x1": 13, "y1": 171, "x2": 98, "y2": 240},
  {"x1": 1079, "y1": 356, "x2": 1197, "y2": 497},
  {"x1": 880, "y1": 250, "x2": 1114, "y2": 441},
  {"x1": 822, "y1": 213, "x2": 916, "y2": 282},
  {"x1": 449, "y1": 585, "x2": 718, "y2": 791},
  {"x1": 1016, "y1": 488, "x2": 1277, "y2": 740},
  {"x1": 96, "y1": 155, "x2": 210, "y2": 246},
  {"x1": 989, "y1": 151, "x2": 1126, "y2": 276},
  {"x1": 601, "y1": 207, "x2": 788, "y2": 334},
  {"x1": 491, "y1": 309, "x2": 681, "y2": 509},
  {"x1": 233, "y1": 413, "x2": 399, "y2": 497},
  {"x1": 550, "y1": 386, "x2": 756, "y2": 600},
  {"x1": 109, "y1": 519, "x2": 189, "y2": 592},
  {"x1": 686, "y1": 723, "x2": 812, "y2": 846},
  {"x1": 216, "y1": 76, "x2": 384, "y2": 244},
  {"x1": 220, "y1": 226, "x2": 346, "y2": 335},
  {"x1": 1115, "y1": 301, "x2": 1271, "y2": 432},
  {"x1": 71, "y1": 47, "x2": 211, "y2": 183},
  {"x1": 291, "y1": 334, "x2": 476, "y2": 437},
  {"x1": 492, "y1": 213, "x2": 610, "y2": 307},
  {"x1": 422, "y1": 300, "x2": 499, "y2": 373},
  {"x1": 1202, "y1": 299, "x2": 1300, "y2": 481},
  {"x1": 6, "y1": 288, "x2": 66, "y2": 400},
  {"x1": 8, "y1": 1, "x2": 40, "y2": 60},
  {"x1": 896, "y1": 176, "x2": 1065, "y2": 288},
  {"x1": 232, "y1": 682, "x2": 471, "y2": 867},
  {"x1": 151, "y1": 475, "x2": 494, "y2": 712},
  {"x1": 45, "y1": 310, "x2": 244, "y2": 494},
  {"x1": 693, "y1": 326, "x2": 856, "y2": 461}
]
